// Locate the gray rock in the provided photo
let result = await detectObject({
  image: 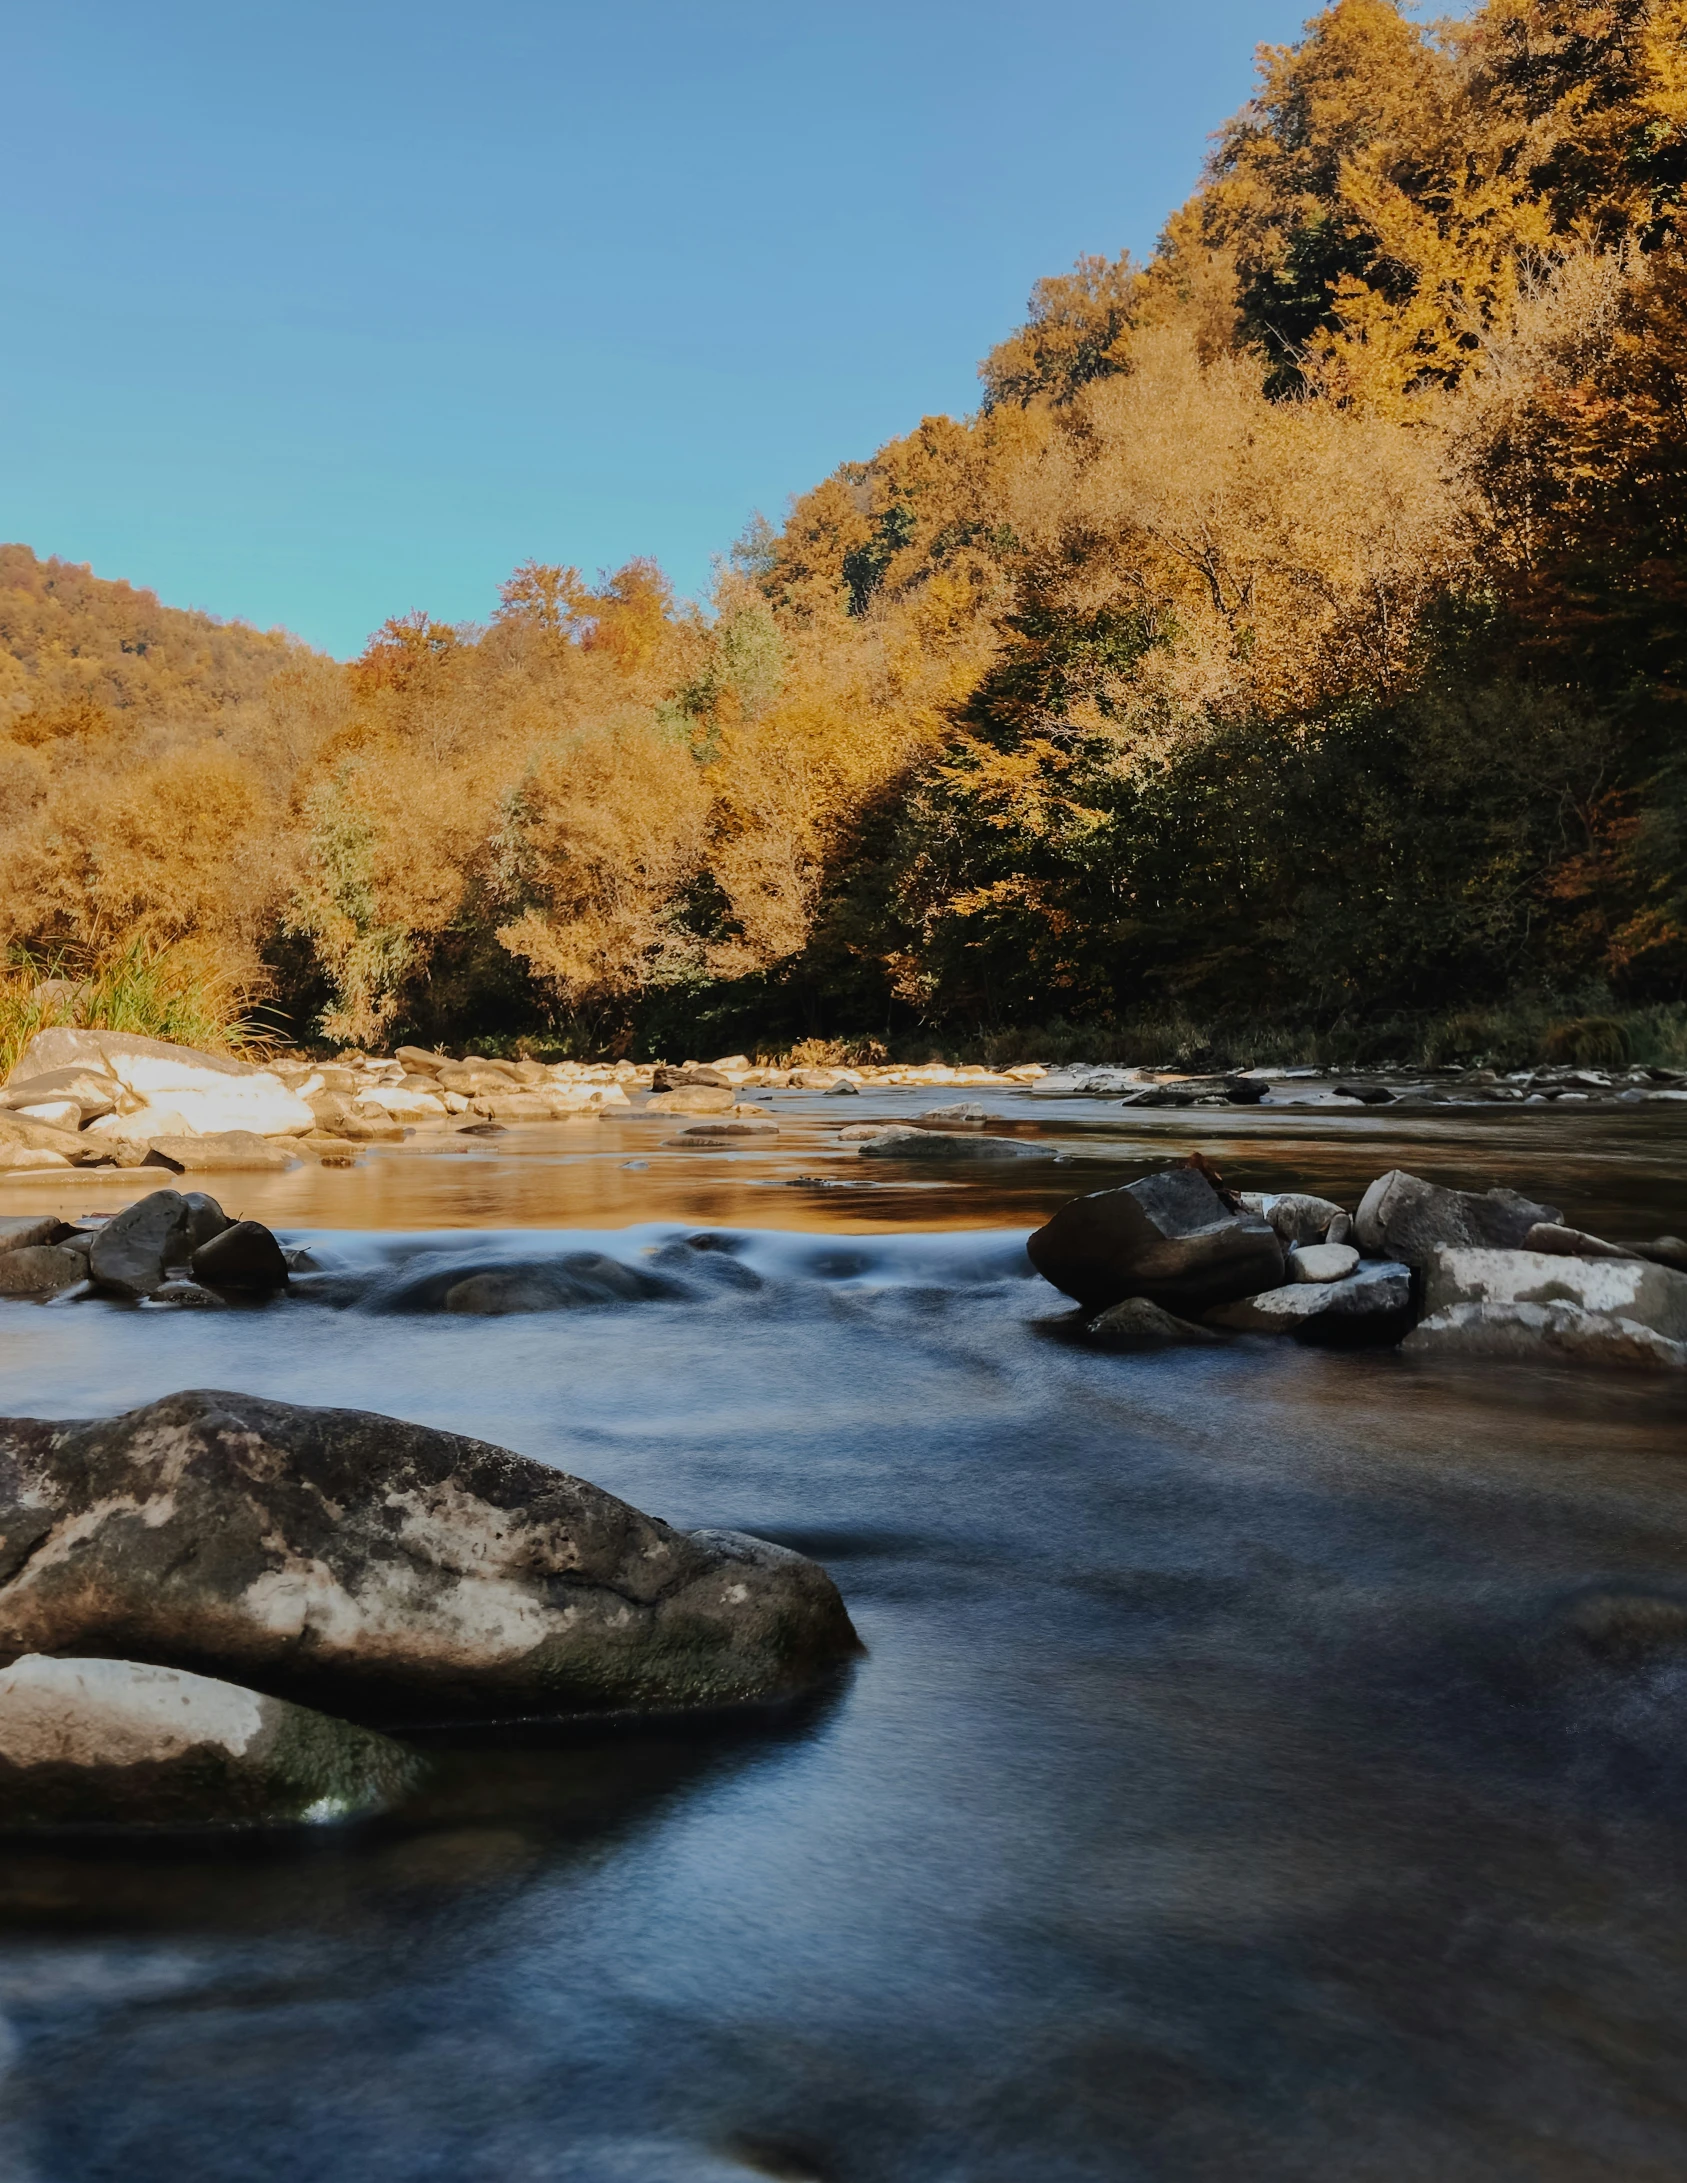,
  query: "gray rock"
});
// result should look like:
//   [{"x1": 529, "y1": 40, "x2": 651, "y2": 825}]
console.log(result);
[
  {"x1": 0, "y1": 1389, "x2": 861, "y2": 1725},
  {"x1": 1288, "y1": 1243, "x2": 1360, "y2": 1283},
  {"x1": 1405, "y1": 1246, "x2": 1687, "y2": 1368},
  {"x1": 1084, "y1": 1297, "x2": 1226, "y2": 1349},
  {"x1": 190, "y1": 1220, "x2": 290, "y2": 1293},
  {"x1": 0, "y1": 1246, "x2": 91, "y2": 1298},
  {"x1": 912, "y1": 1104, "x2": 988, "y2": 1128},
  {"x1": 0, "y1": 1216, "x2": 67, "y2": 1255},
  {"x1": 88, "y1": 1189, "x2": 232, "y2": 1297},
  {"x1": 0, "y1": 1654, "x2": 420, "y2": 1828},
  {"x1": 1522, "y1": 1222, "x2": 1638, "y2": 1262},
  {"x1": 1263, "y1": 1193, "x2": 1348, "y2": 1247},
  {"x1": 1028, "y1": 1168, "x2": 1284, "y2": 1315},
  {"x1": 1224, "y1": 1075, "x2": 1267, "y2": 1104},
  {"x1": 1635, "y1": 1236, "x2": 1687, "y2": 1274},
  {"x1": 144, "y1": 1281, "x2": 228, "y2": 1310},
  {"x1": 1354, "y1": 1169, "x2": 1560, "y2": 1267},
  {"x1": 1334, "y1": 1080, "x2": 1395, "y2": 1104},
  {"x1": 857, "y1": 1128, "x2": 1040, "y2": 1161},
  {"x1": 1206, "y1": 1260, "x2": 1413, "y2": 1341}
]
